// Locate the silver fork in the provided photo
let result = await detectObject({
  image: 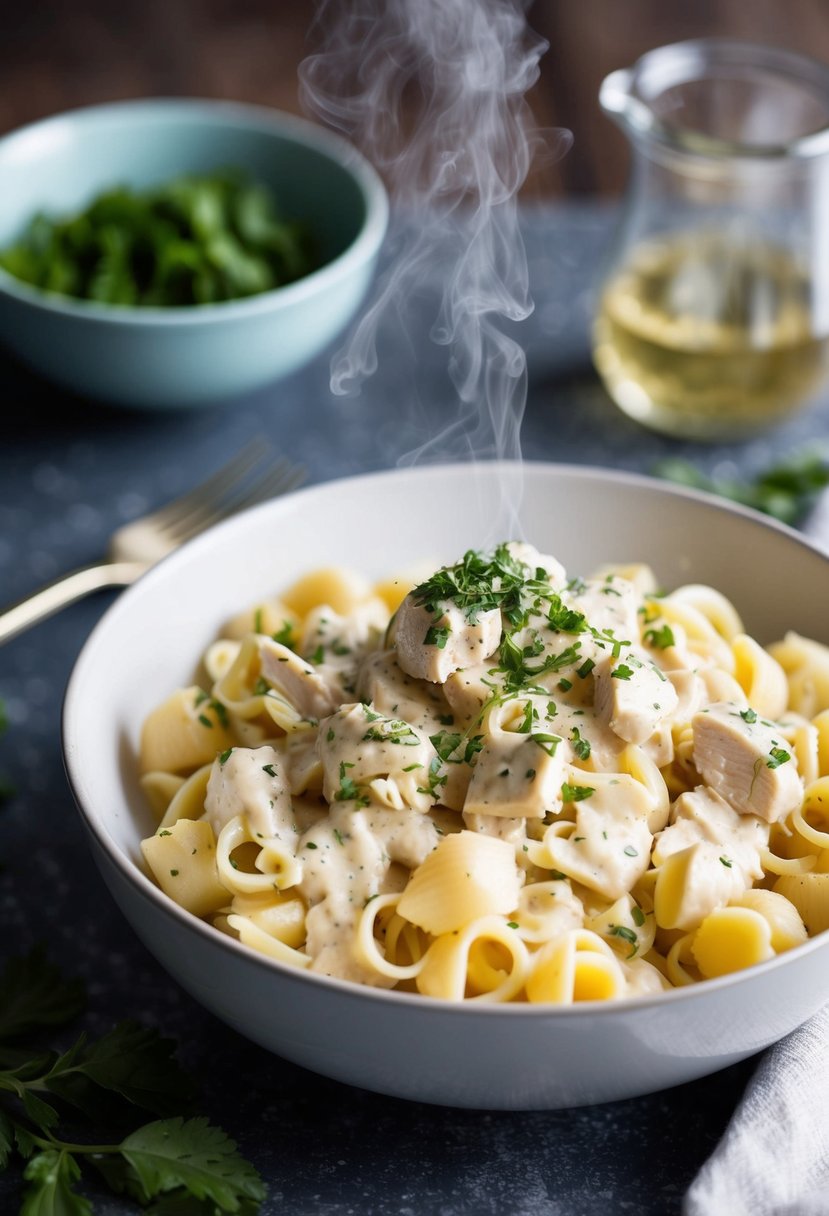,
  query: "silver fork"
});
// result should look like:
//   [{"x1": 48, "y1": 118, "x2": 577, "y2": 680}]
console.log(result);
[{"x1": 0, "y1": 440, "x2": 305, "y2": 646}]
